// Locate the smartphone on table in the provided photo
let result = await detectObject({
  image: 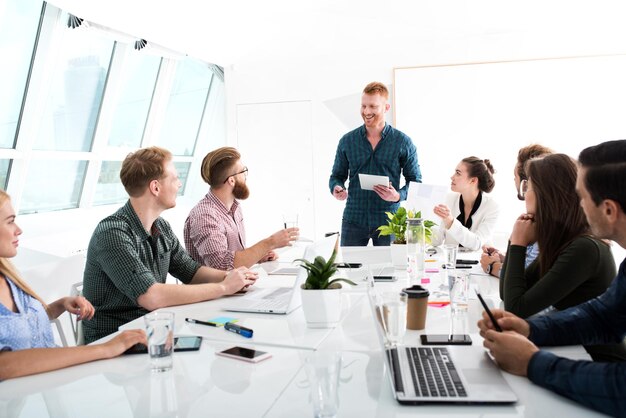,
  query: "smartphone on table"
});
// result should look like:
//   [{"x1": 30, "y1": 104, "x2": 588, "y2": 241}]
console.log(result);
[
  {"x1": 124, "y1": 336, "x2": 203, "y2": 354},
  {"x1": 373, "y1": 275, "x2": 397, "y2": 282},
  {"x1": 216, "y1": 346, "x2": 272, "y2": 363},
  {"x1": 334, "y1": 262, "x2": 363, "y2": 269},
  {"x1": 420, "y1": 334, "x2": 472, "y2": 345}
]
